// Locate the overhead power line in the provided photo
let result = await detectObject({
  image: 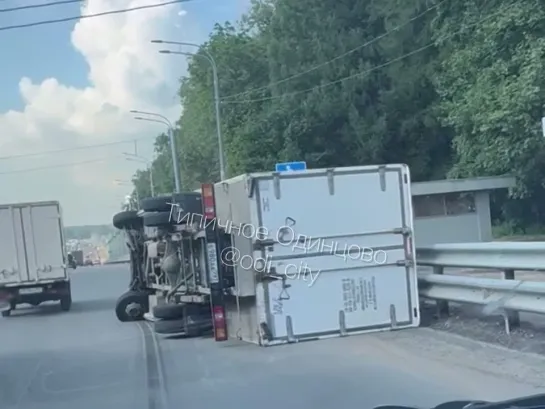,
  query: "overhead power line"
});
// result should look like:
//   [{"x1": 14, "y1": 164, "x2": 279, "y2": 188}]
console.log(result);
[
  {"x1": 0, "y1": 157, "x2": 111, "y2": 175},
  {"x1": 0, "y1": 0, "x2": 81, "y2": 13},
  {"x1": 222, "y1": 1, "x2": 518, "y2": 105},
  {"x1": 221, "y1": 0, "x2": 447, "y2": 101},
  {"x1": 0, "y1": 135, "x2": 155, "y2": 162},
  {"x1": 0, "y1": 0, "x2": 191, "y2": 32}
]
